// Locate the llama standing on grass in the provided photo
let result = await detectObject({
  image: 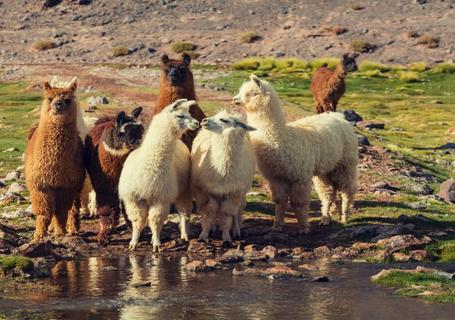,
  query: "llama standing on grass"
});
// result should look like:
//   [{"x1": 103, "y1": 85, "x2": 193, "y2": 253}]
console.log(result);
[
  {"x1": 233, "y1": 75, "x2": 358, "y2": 233},
  {"x1": 191, "y1": 111, "x2": 256, "y2": 243},
  {"x1": 85, "y1": 107, "x2": 144, "y2": 244},
  {"x1": 25, "y1": 78, "x2": 85, "y2": 240},
  {"x1": 119, "y1": 99, "x2": 199, "y2": 252},
  {"x1": 310, "y1": 53, "x2": 358, "y2": 113},
  {"x1": 155, "y1": 53, "x2": 206, "y2": 148}
]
